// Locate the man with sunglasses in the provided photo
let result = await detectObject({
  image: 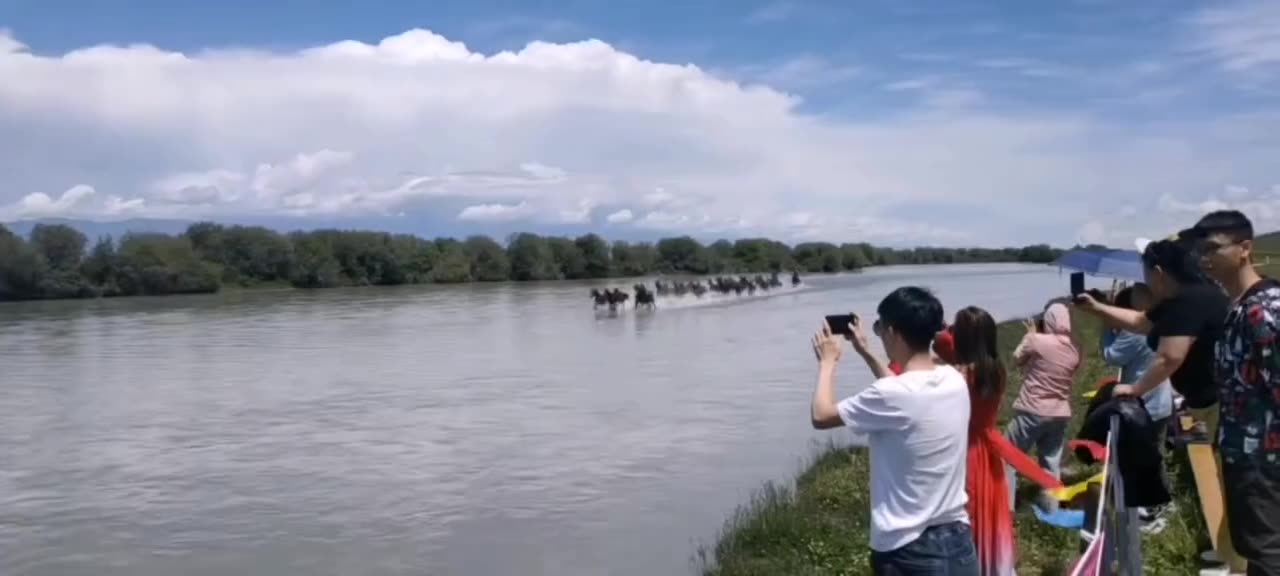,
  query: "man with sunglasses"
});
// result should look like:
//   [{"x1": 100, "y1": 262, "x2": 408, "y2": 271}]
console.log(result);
[
  {"x1": 1189, "y1": 210, "x2": 1280, "y2": 576},
  {"x1": 811, "y1": 287, "x2": 976, "y2": 575}
]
